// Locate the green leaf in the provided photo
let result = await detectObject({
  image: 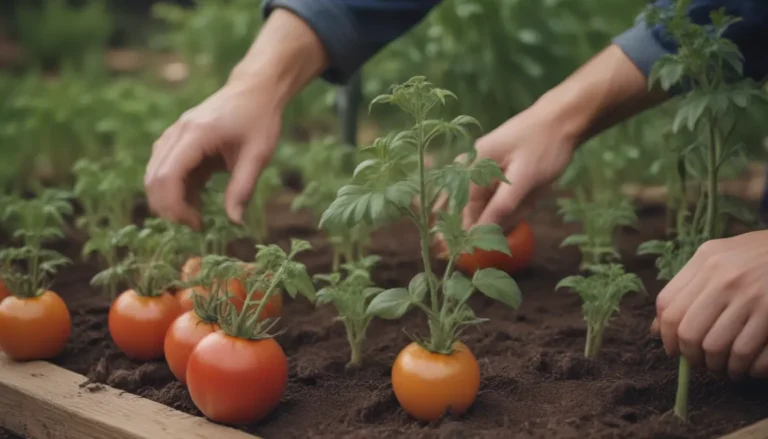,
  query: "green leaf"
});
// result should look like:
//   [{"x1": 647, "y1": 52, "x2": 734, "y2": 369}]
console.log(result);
[
  {"x1": 466, "y1": 224, "x2": 510, "y2": 255},
  {"x1": 408, "y1": 272, "x2": 431, "y2": 302},
  {"x1": 365, "y1": 288, "x2": 412, "y2": 319},
  {"x1": 444, "y1": 271, "x2": 473, "y2": 304},
  {"x1": 637, "y1": 240, "x2": 669, "y2": 256},
  {"x1": 555, "y1": 275, "x2": 585, "y2": 291},
  {"x1": 560, "y1": 234, "x2": 589, "y2": 248},
  {"x1": 472, "y1": 268, "x2": 522, "y2": 309}
]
